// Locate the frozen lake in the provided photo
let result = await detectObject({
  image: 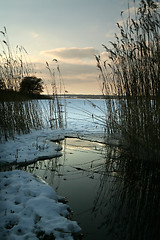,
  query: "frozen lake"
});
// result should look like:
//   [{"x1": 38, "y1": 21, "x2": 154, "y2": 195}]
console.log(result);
[{"x1": 39, "y1": 98, "x2": 107, "y2": 133}]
